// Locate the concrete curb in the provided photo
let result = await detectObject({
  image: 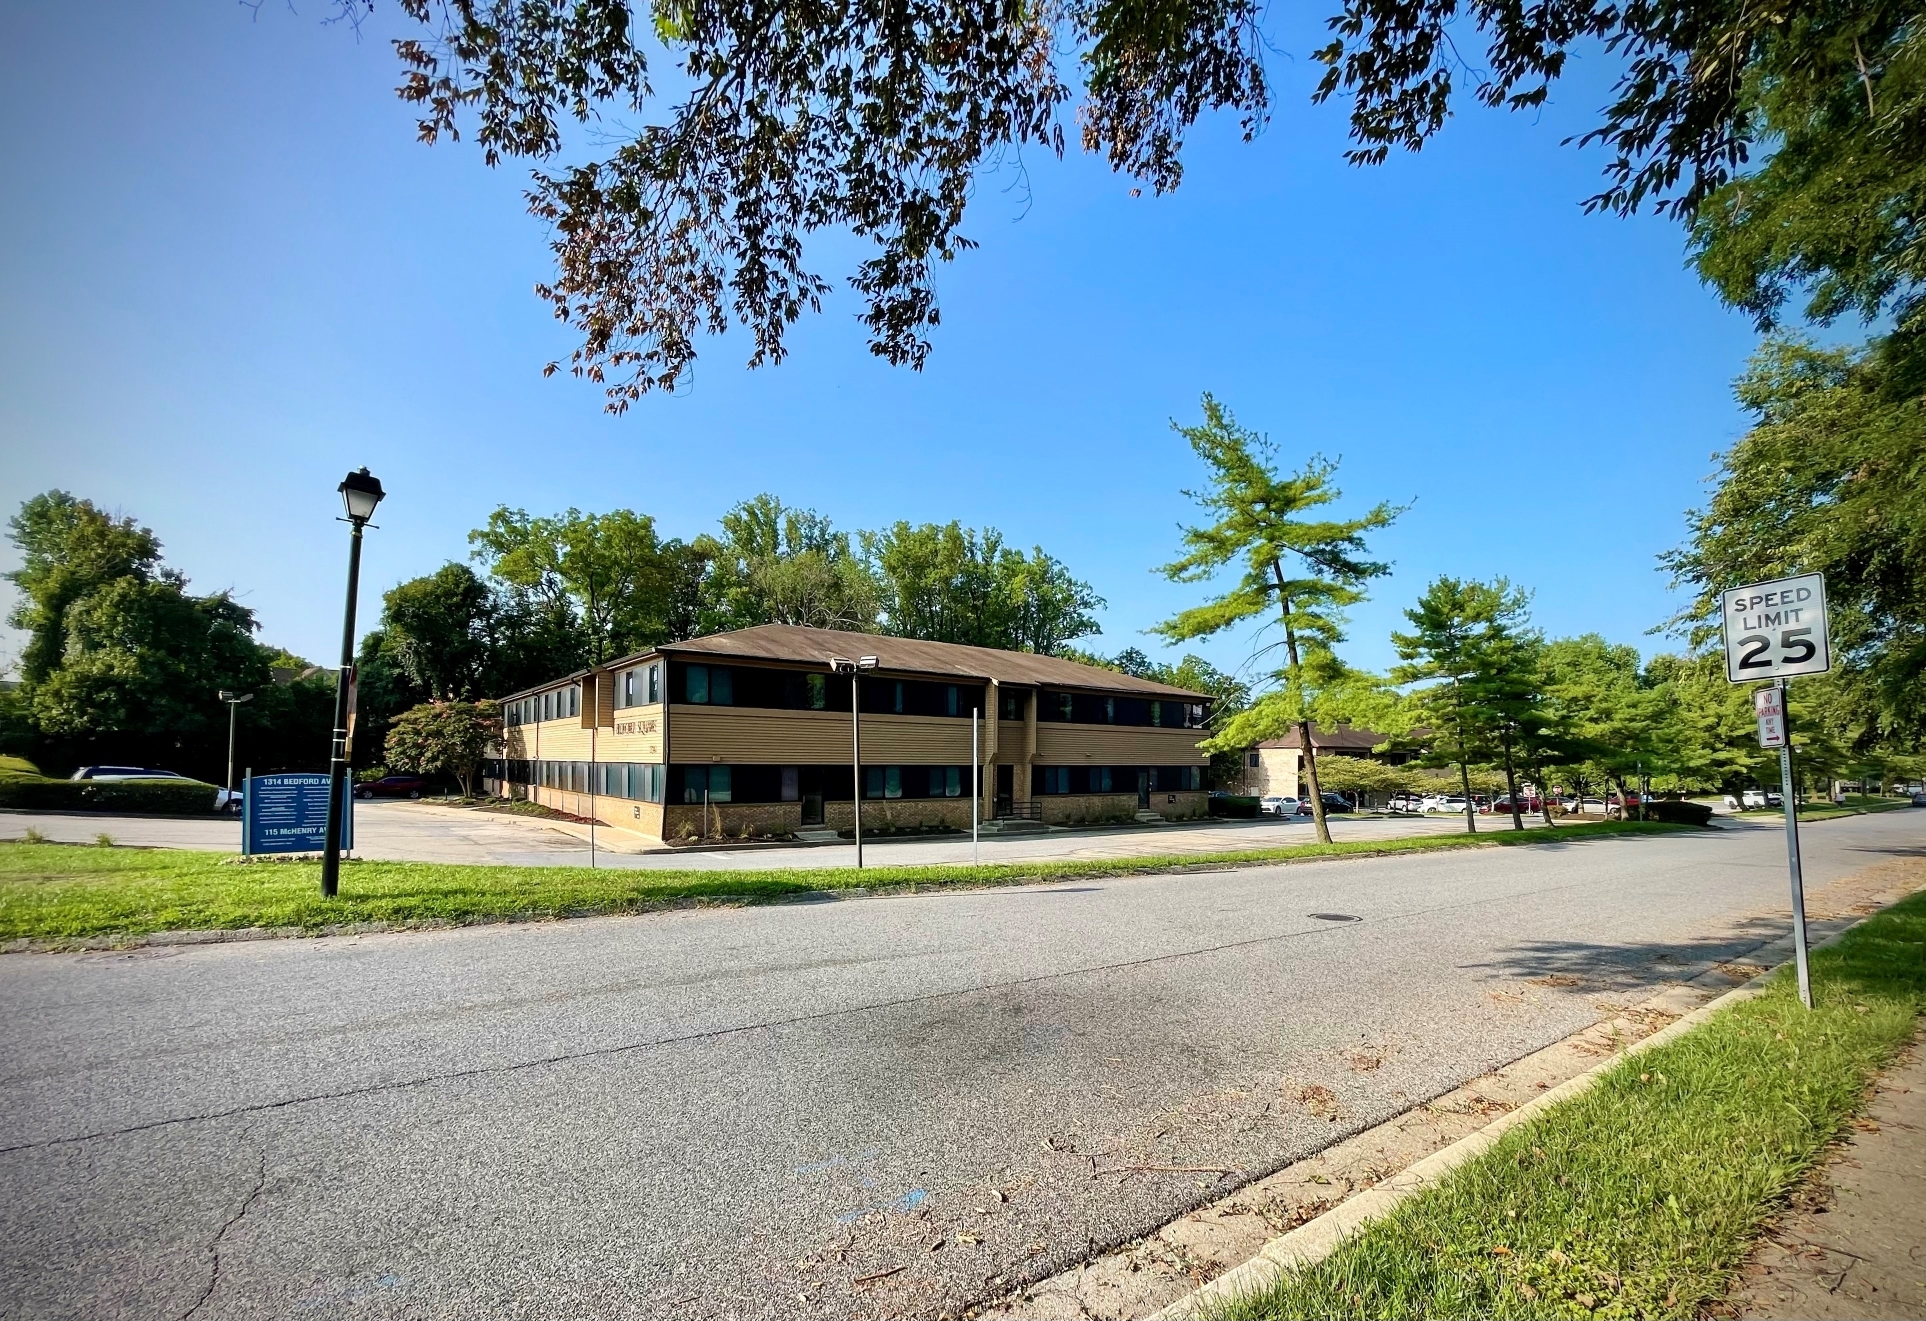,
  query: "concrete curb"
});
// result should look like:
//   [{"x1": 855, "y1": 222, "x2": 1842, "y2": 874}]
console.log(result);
[{"x1": 1143, "y1": 923, "x2": 1858, "y2": 1320}]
